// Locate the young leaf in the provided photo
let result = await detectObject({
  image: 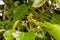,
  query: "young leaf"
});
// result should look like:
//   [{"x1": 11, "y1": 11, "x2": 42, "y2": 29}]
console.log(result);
[{"x1": 3, "y1": 30, "x2": 14, "y2": 40}]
